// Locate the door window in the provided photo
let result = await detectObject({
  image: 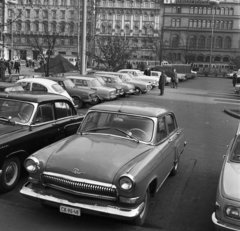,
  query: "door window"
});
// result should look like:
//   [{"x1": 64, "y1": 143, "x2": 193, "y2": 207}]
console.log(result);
[
  {"x1": 35, "y1": 103, "x2": 54, "y2": 124},
  {"x1": 165, "y1": 114, "x2": 176, "y2": 134},
  {"x1": 55, "y1": 101, "x2": 74, "y2": 119},
  {"x1": 32, "y1": 83, "x2": 48, "y2": 92},
  {"x1": 156, "y1": 117, "x2": 167, "y2": 142}
]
